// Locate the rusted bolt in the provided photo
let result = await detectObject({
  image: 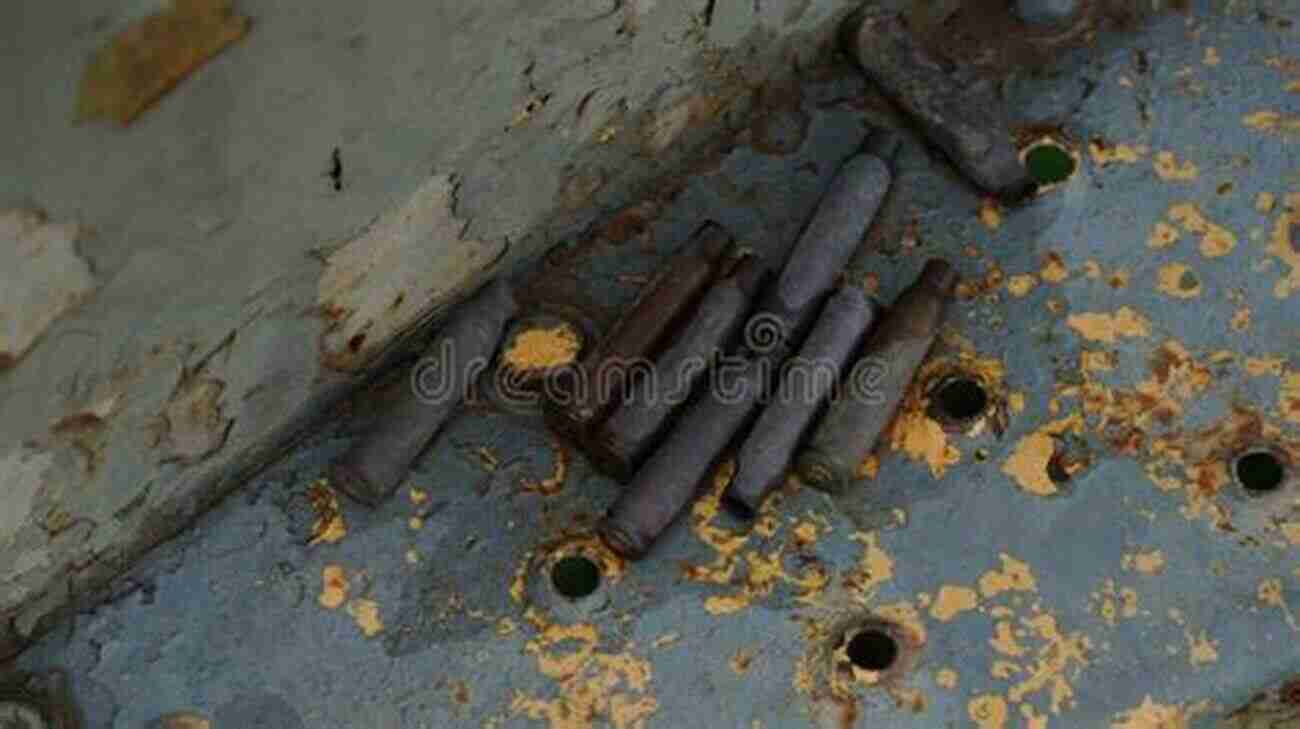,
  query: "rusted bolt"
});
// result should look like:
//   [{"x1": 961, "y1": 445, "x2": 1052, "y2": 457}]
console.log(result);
[
  {"x1": 551, "y1": 555, "x2": 602, "y2": 600},
  {"x1": 1233, "y1": 448, "x2": 1286, "y2": 494}
]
